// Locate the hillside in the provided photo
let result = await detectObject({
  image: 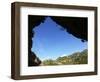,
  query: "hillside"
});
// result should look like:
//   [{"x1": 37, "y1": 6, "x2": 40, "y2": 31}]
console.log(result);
[{"x1": 42, "y1": 49, "x2": 88, "y2": 66}]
